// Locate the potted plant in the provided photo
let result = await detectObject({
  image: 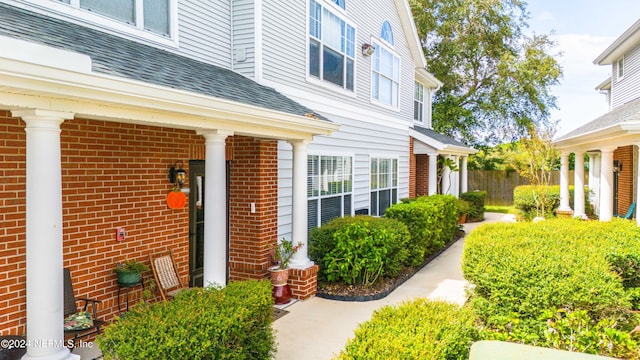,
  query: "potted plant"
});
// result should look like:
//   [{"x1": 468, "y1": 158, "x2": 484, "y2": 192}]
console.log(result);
[
  {"x1": 455, "y1": 198, "x2": 471, "y2": 224},
  {"x1": 269, "y1": 238, "x2": 303, "y2": 286},
  {"x1": 114, "y1": 260, "x2": 150, "y2": 285}
]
